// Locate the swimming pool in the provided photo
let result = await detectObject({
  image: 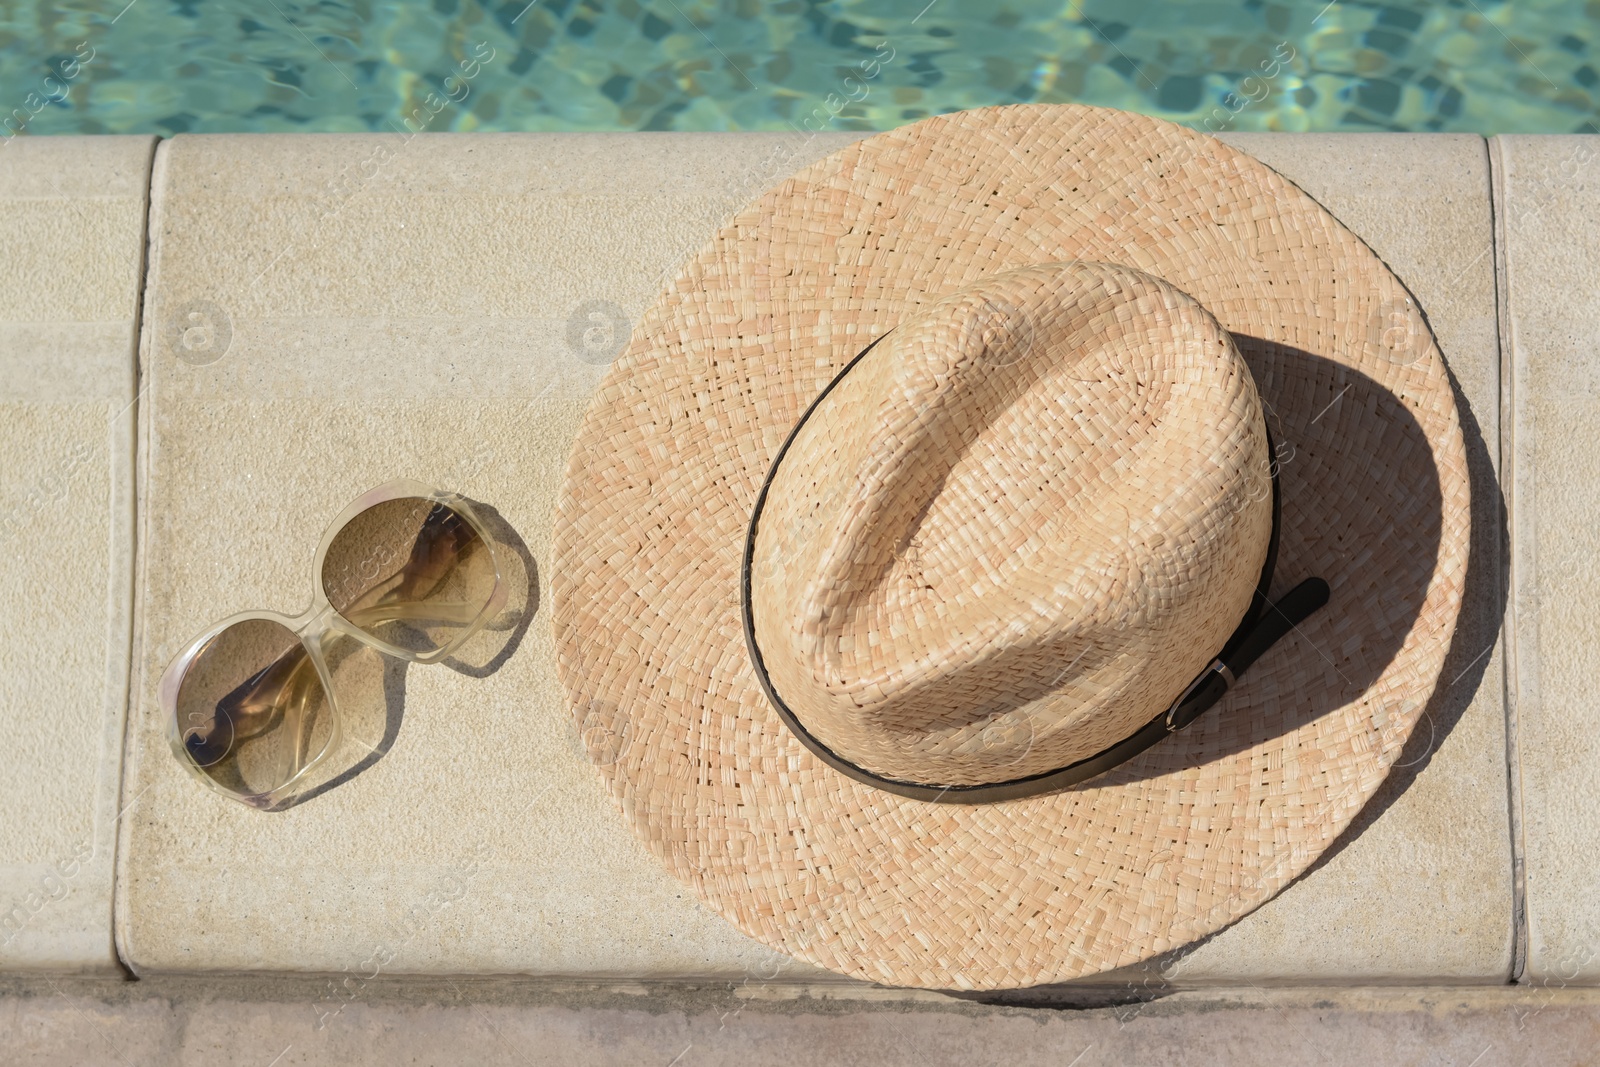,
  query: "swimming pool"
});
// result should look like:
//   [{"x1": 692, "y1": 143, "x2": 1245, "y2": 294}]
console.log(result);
[{"x1": 0, "y1": 0, "x2": 1594, "y2": 138}]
